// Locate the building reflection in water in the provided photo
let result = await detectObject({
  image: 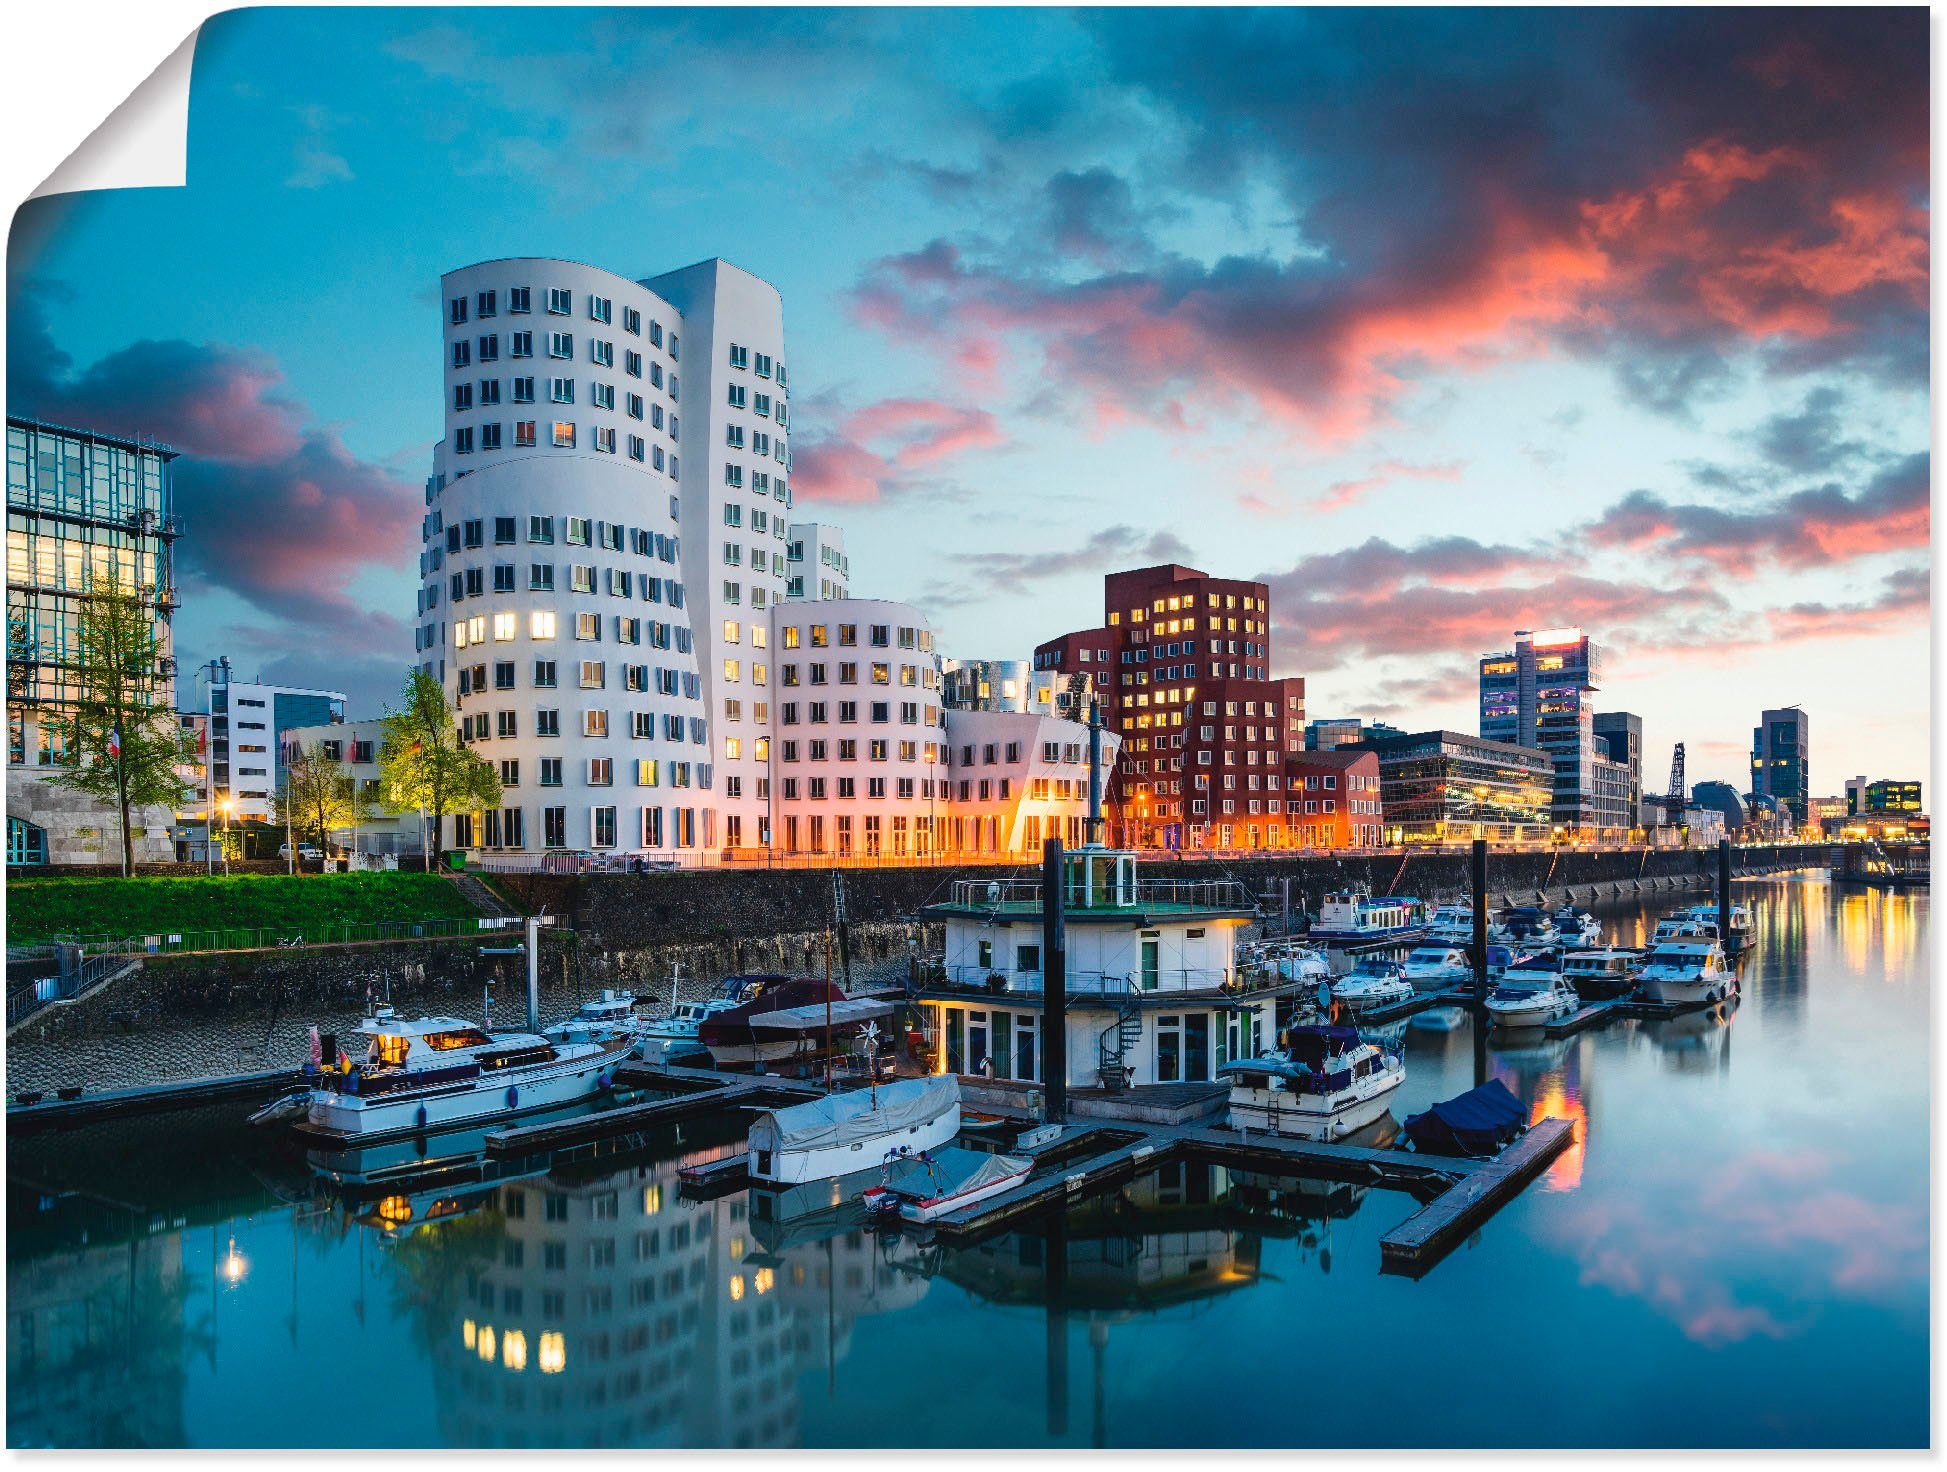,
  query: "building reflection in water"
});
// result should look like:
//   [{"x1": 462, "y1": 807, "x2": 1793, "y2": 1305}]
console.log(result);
[
  {"x1": 373, "y1": 1141, "x2": 931, "y2": 1449},
  {"x1": 1492, "y1": 1033, "x2": 1591, "y2": 1192}
]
